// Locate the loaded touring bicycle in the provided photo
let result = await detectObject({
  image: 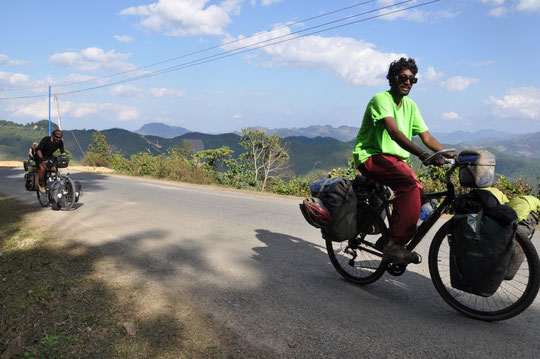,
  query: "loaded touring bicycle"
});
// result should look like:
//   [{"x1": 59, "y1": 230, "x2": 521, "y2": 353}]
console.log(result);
[{"x1": 300, "y1": 149, "x2": 540, "y2": 321}]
